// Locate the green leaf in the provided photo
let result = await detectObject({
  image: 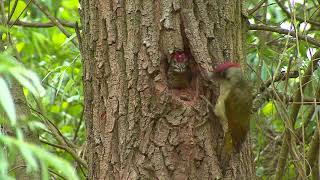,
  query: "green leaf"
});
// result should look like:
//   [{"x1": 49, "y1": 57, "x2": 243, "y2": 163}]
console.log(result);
[
  {"x1": 56, "y1": 70, "x2": 66, "y2": 96},
  {"x1": 21, "y1": 69, "x2": 46, "y2": 97},
  {"x1": 61, "y1": 1, "x2": 79, "y2": 9},
  {"x1": 67, "y1": 104, "x2": 82, "y2": 116},
  {"x1": 0, "y1": 52, "x2": 45, "y2": 97},
  {"x1": 272, "y1": 119, "x2": 285, "y2": 133},
  {"x1": 11, "y1": 71, "x2": 38, "y2": 96},
  {"x1": 0, "y1": 53, "x2": 18, "y2": 73},
  {"x1": 16, "y1": 42, "x2": 25, "y2": 52},
  {"x1": 9, "y1": 0, "x2": 27, "y2": 21},
  {"x1": 61, "y1": 125, "x2": 73, "y2": 134},
  {"x1": 64, "y1": 79, "x2": 75, "y2": 93},
  {"x1": 0, "y1": 77, "x2": 16, "y2": 125},
  {"x1": 0, "y1": 149, "x2": 13, "y2": 180},
  {"x1": 10, "y1": 68, "x2": 45, "y2": 97},
  {"x1": 262, "y1": 102, "x2": 276, "y2": 117},
  {"x1": 0, "y1": 135, "x2": 79, "y2": 180},
  {"x1": 52, "y1": 33, "x2": 66, "y2": 45},
  {"x1": 28, "y1": 121, "x2": 48, "y2": 132},
  {"x1": 18, "y1": 141, "x2": 39, "y2": 170}
]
